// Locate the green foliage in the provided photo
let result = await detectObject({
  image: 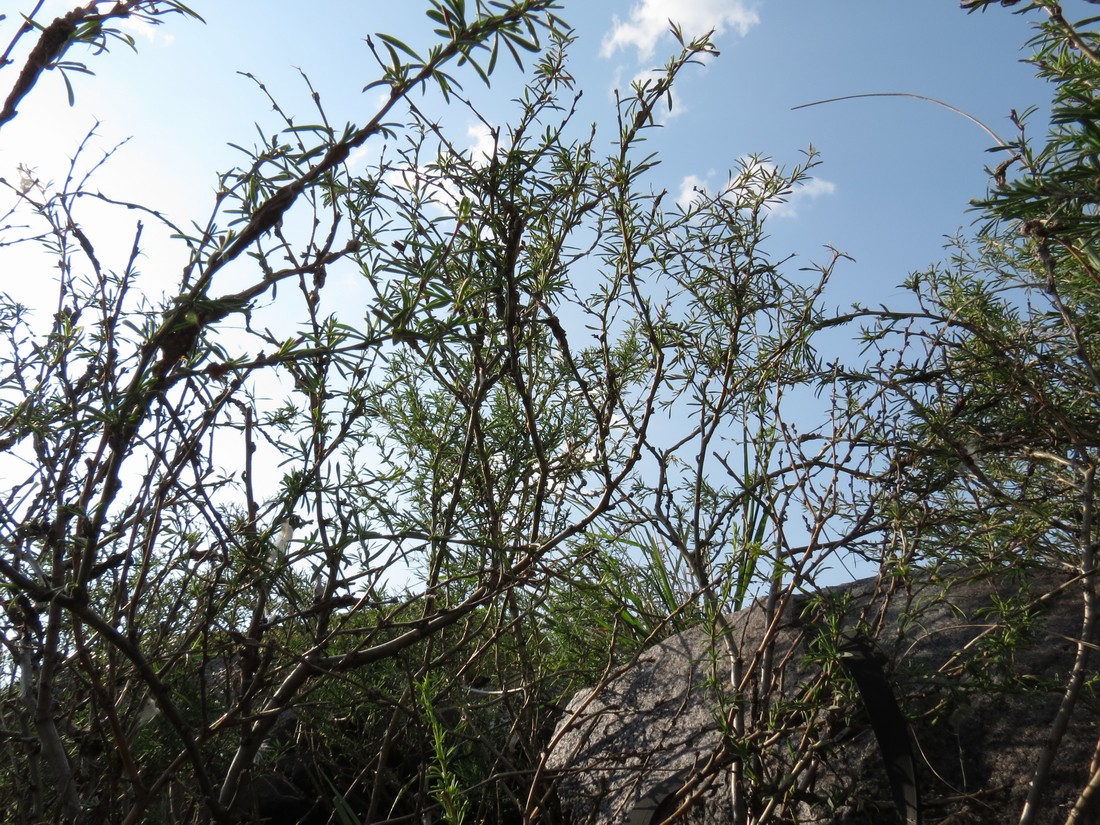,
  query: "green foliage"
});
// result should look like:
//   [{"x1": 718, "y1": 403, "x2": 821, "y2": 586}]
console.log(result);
[
  {"x1": 23, "y1": 2, "x2": 1100, "y2": 824},
  {"x1": 853, "y1": 5, "x2": 1100, "y2": 571},
  {"x1": 844, "y1": 5, "x2": 1100, "y2": 822},
  {"x1": 418, "y1": 676, "x2": 473, "y2": 825},
  {"x1": 0, "y1": 2, "x2": 850, "y2": 821}
]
